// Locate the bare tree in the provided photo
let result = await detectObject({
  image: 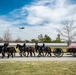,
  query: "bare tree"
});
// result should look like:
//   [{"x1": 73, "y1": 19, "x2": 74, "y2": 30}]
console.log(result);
[
  {"x1": 3, "y1": 28, "x2": 12, "y2": 42},
  {"x1": 57, "y1": 19, "x2": 76, "y2": 46},
  {"x1": 0, "y1": 37, "x2": 3, "y2": 42}
]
